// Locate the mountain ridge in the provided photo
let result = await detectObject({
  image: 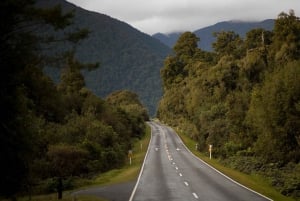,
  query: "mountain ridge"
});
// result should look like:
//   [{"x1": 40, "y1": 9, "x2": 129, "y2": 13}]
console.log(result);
[{"x1": 153, "y1": 19, "x2": 275, "y2": 50}]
